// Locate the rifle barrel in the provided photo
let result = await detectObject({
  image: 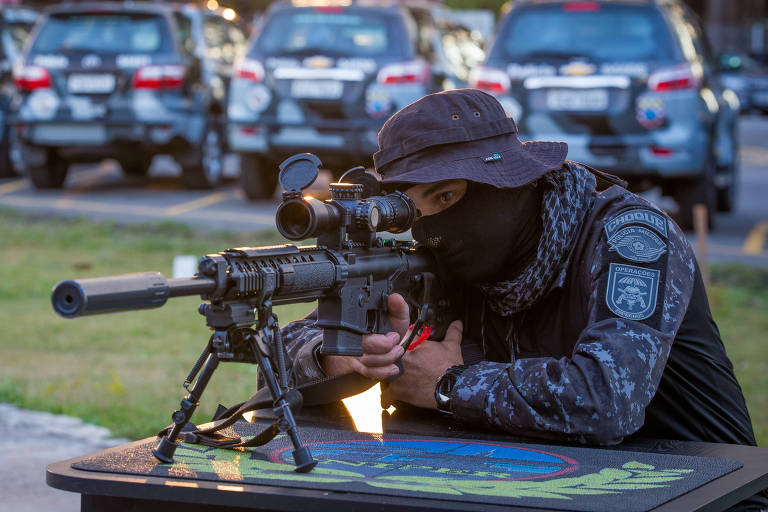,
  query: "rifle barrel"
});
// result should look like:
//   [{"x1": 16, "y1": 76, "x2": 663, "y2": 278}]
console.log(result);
[{"x1": 52, "y1": 272, "x2": 216, "y2": 318}]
